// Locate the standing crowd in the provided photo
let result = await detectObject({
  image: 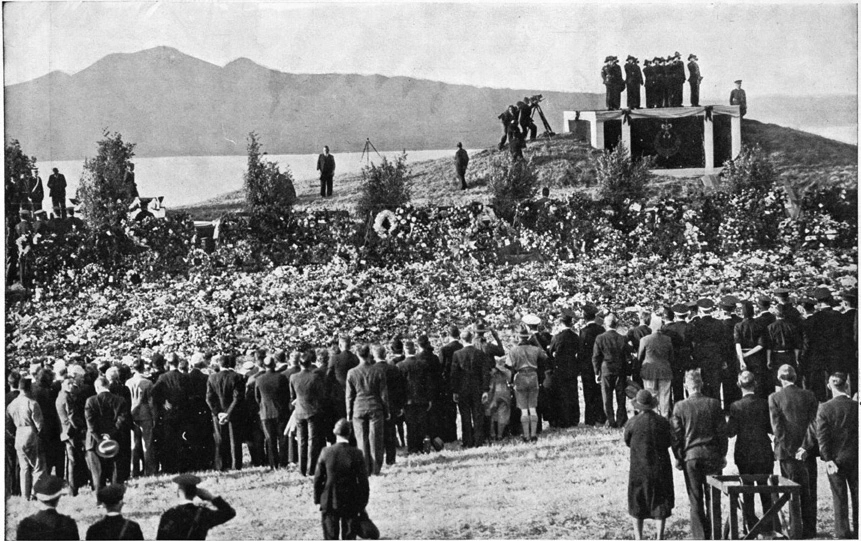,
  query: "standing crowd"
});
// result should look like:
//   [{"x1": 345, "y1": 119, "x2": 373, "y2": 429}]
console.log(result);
[
  {"x1": 601, "y1": 52, "x2": 703, "y2": 110},
  {"x1": 6, "y1": 285, "x2": 857, "y2": 539}
]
